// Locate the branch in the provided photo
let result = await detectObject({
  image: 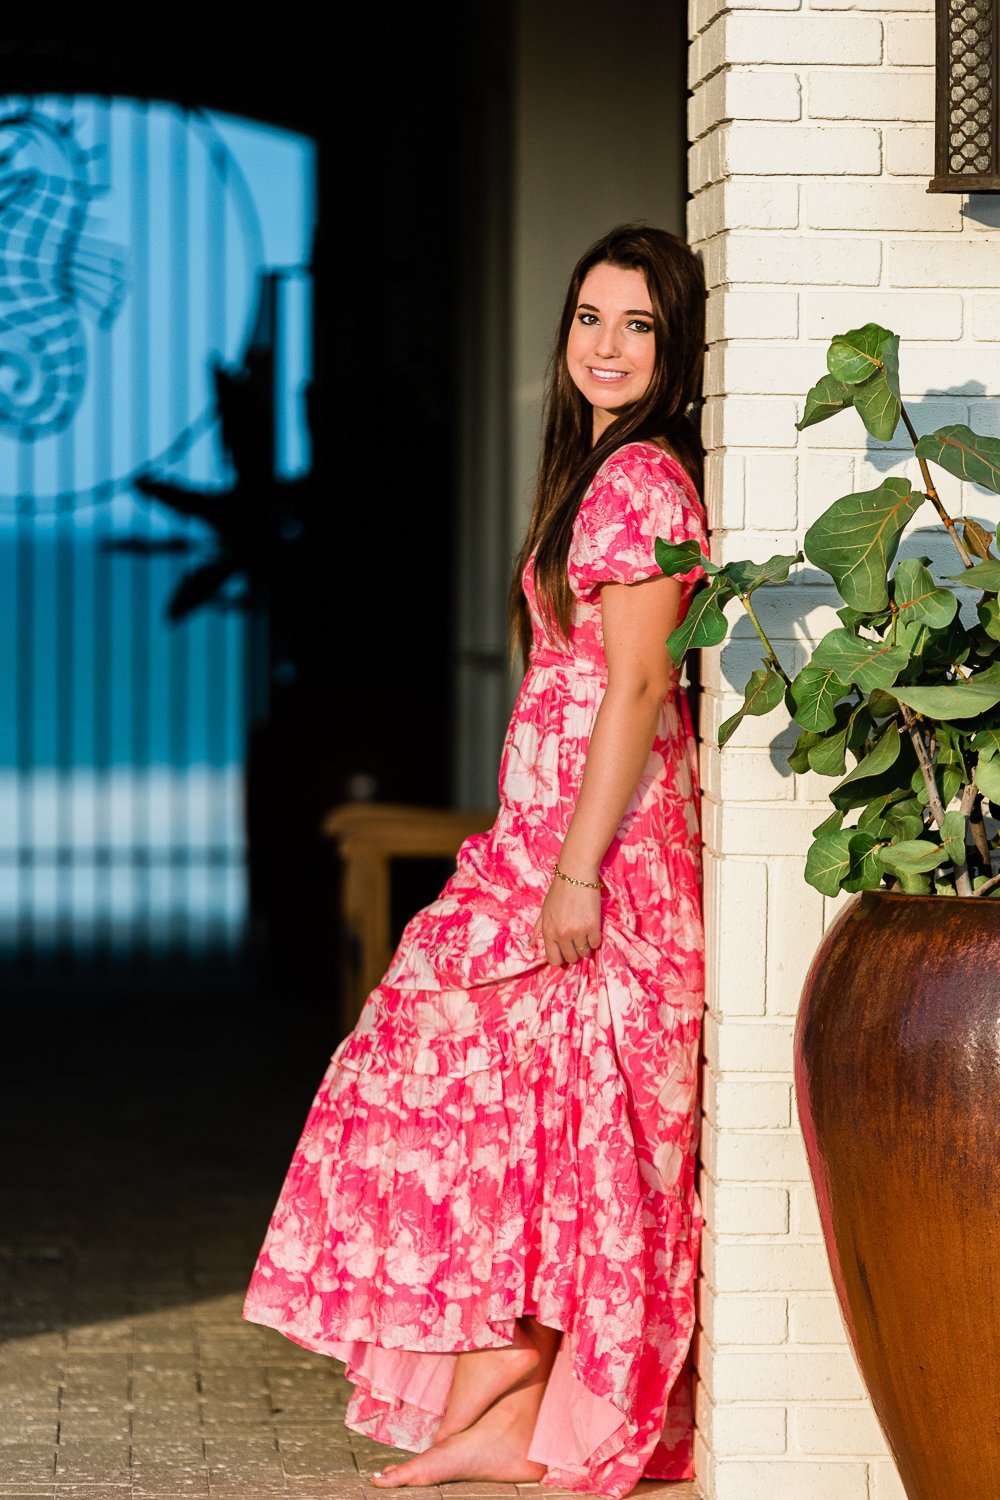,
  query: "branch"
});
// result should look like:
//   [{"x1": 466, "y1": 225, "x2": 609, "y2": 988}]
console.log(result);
[
  {"x1": 900, "y1": 402, "x2": 973, "y2": 570},
  {"x1": 898, "y1": 704, "x2": 973, "y2": 894},
  {"x1": 740, "y1": 595, "x2": 794, "y2": 687}
]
